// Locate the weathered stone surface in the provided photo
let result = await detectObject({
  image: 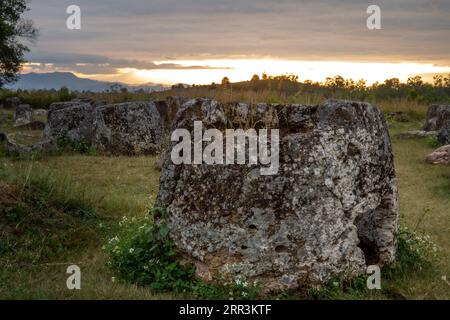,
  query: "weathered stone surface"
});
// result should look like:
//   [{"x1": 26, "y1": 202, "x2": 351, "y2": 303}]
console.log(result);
[
  {"x1": 3, "y1": 97, "x2": 21, "y2": 109},
  {"x1": 41, "y1": 99, "x2": 170, "y2": 154},
  {"x1": 438, "y1": 125, "x2": 450, "y2": 145},
  {"x1": 154, "y1": 96, "x2": 187, "y2": 131},
  {"x1": 71, "y1": 97, "x2": 107, "y2": 107},
  {"x1": 14, "y1": 104, "x2": 32, "y2": 127},
  {"x1": 92, "y1": 101, "x2": 164, "y2": 155},
  {"x1": 0, "y1": 131, "x2": 29, "y2": 153},
  {"x1": 156, "y1": 99, "x2": 399, "y2": 292},
  {"x1": 423, "y1": 104, "x2": 450, "y2": 131},
  {"x1": 16, "y1": 121, "x2": 46, "y2": 131},
  {"x1": 0, "y1": 131, "x2": 53, "y2": 153},
  {"x1": 422, "y1": 105, "x2": 450, "y2": 145},
  {"x1": 32, "y1": 109, "x2": 48, "y2": 117},
  {"x1": 43, "y1": 101, "x2": 94, "y2": 144},
  {"x1": 425, "y1": 145, "x2": 450, "y2": 165},
  {"x1": 396, "y1": 130, "x2": 437, "y2": 139}
]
